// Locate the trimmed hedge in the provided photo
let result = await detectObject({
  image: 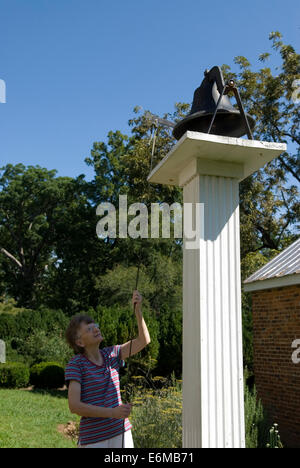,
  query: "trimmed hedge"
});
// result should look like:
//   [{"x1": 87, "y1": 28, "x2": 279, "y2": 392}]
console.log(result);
[
  {"x1": 30, "y1": 362, "x2": 65, "y2": 389},
  {"x1": 0, "y1": 362, "x2": 30, "y2": 388},
  {"x1": 0, "y1": 307, "x2": 69, "y2": 342}
]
